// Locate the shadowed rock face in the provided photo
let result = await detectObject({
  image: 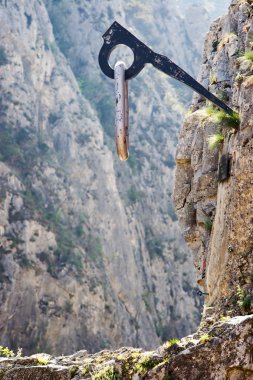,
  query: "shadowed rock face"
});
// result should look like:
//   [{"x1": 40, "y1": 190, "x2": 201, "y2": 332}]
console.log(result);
[{"x1": 174, "y1": 0, "x2": 253, "y2": 320}]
